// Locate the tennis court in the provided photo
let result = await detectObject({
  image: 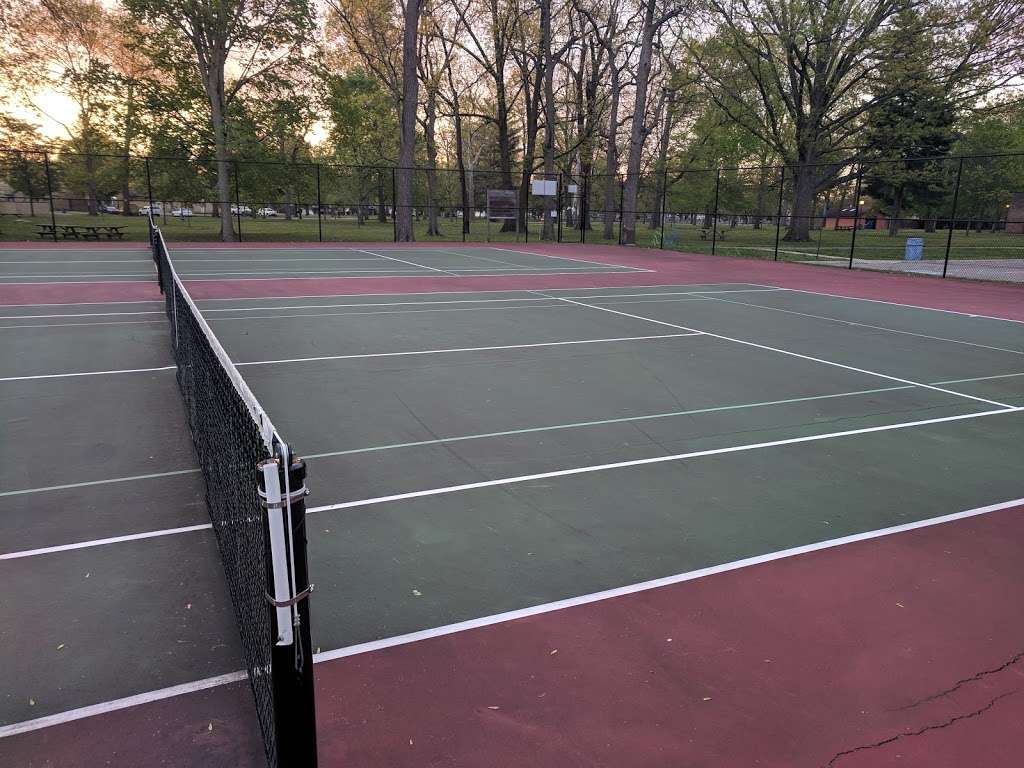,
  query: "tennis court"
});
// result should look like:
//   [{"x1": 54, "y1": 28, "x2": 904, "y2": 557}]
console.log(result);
[{"x1": 1, "y1": 235, "x2": 1023, "y2": 767}]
